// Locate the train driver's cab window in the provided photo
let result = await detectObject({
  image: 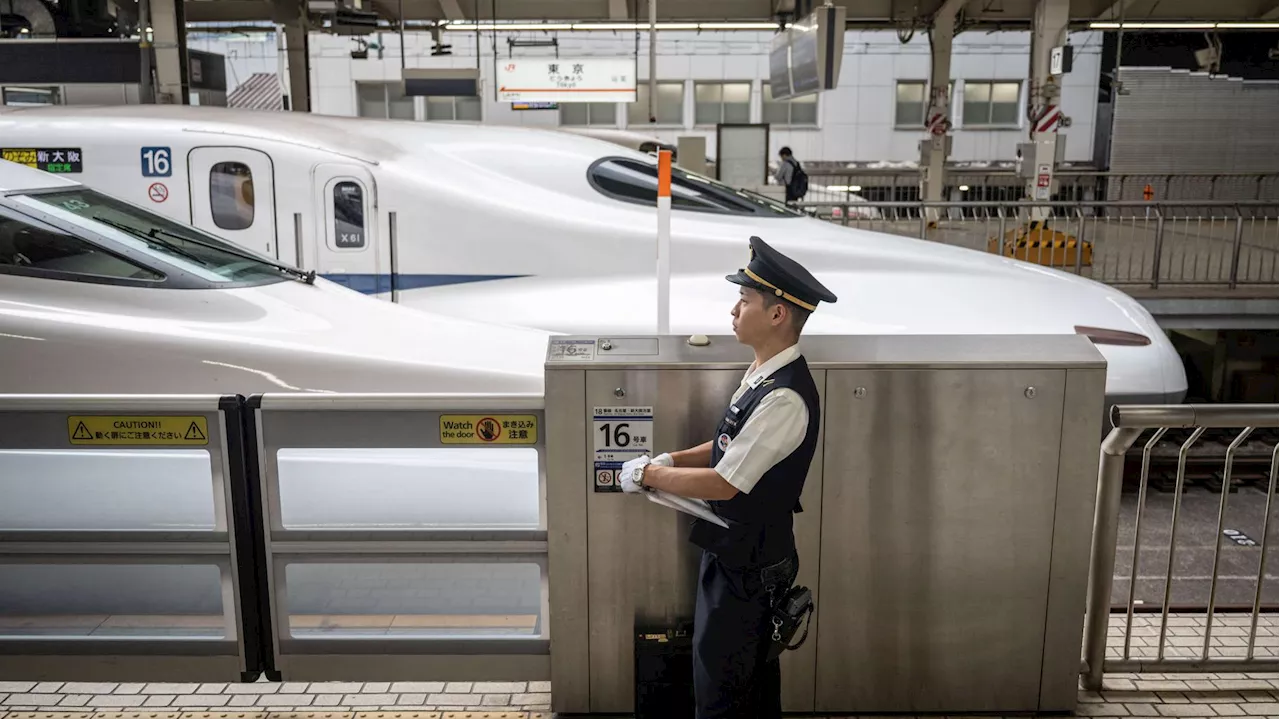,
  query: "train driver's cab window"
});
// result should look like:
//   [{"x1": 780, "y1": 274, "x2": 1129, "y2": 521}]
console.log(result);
[
  {"x1": 331, "y1": 181, "x2": 366, "y2": 250},
  {"x1": 210, "y1": 161, "x2": 255, "y2": 231},
  {"x1": 0, "y1": 209, "x2": 161, "y2": 281},
  {"x1": 587, "y1": 157, "x2": 801, "y2": 217},
  {"x1": 13, "y1": 188, "x2": 290, "y2": 285}
]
